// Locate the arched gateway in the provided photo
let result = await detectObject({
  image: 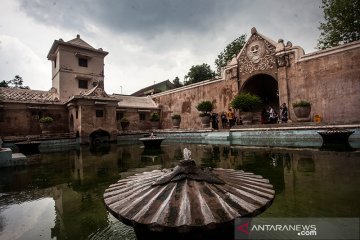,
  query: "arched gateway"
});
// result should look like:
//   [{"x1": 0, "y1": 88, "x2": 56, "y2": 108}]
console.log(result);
[
  {"x1": 241, "y1": 74, "x2": 279, "y2": 111},
  {"x1": 234, "y1": 27, "x2": 280, "y2": 122}
]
